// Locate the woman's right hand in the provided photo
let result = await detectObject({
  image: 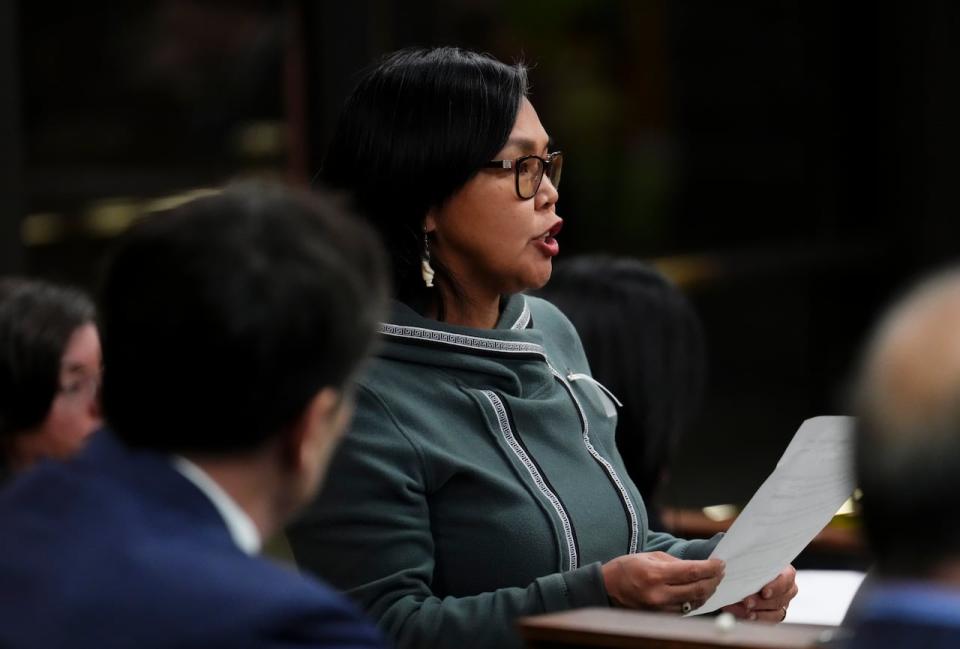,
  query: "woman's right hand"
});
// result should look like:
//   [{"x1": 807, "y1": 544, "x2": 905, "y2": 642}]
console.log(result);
[{"x1": 601, "y1": 552, "x2": 725, "y2": 612}]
